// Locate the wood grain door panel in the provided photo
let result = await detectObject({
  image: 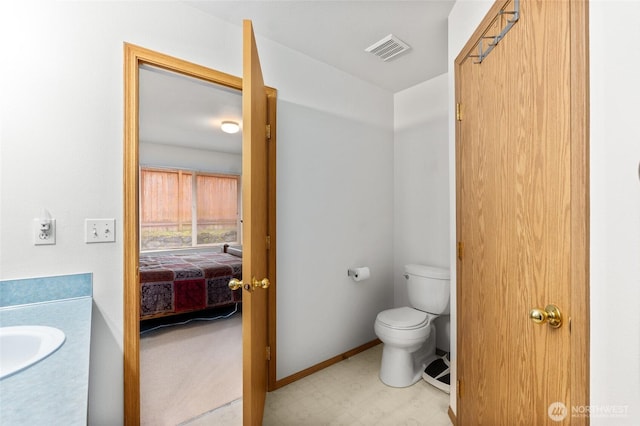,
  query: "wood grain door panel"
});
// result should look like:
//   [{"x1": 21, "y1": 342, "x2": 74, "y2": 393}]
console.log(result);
[
  {"x1": 242, "y1": 19, "x2": 270, "y2": 426},
  {"x1": 455, "y1": 0, "x2": 588, "y2": 424}
]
